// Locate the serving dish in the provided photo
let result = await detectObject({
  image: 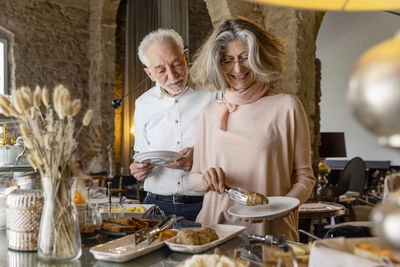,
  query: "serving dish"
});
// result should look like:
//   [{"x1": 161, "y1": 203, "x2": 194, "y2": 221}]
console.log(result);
[
  {"x1": 90, "y1": 233, "x2": 168, "y2": 262},
  {"x1": 164, "y1": 224, "x2": 246, "y2": 253}
]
